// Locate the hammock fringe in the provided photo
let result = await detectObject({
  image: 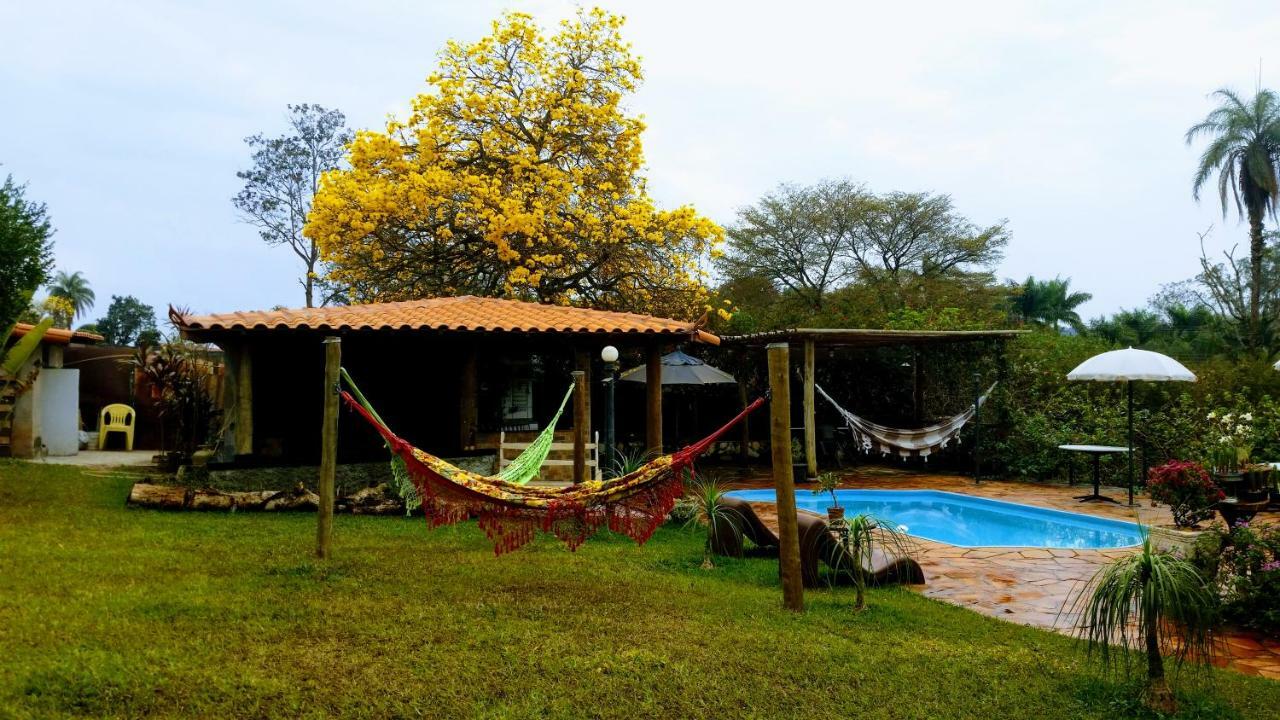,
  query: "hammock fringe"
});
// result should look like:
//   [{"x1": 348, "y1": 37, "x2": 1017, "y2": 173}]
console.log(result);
[{"x1": 339, "y1": 382, "x2": 765, "y2": 555}]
